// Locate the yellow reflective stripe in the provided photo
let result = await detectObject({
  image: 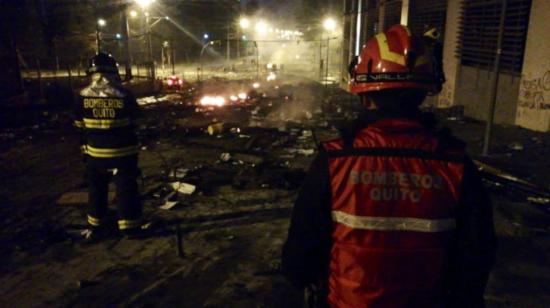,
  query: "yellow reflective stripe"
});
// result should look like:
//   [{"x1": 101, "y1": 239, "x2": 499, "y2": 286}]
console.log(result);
[
  {"x1": 375, "y1": 33, "x2": 430, "y2": 68},
  {"x1": 375, "y1": 33, "x2": 406, "y2": 66},
  {"x1": 80, "y1": 145, "x2": 88, "y2": 154},
  {"x1": 87, "y1": 215, "x2": 105, "y2": 227},
  {"x1": 74, "y1": 120, "x2": 84, "y2": 128},
  {"x1": 83, "y1": 118, "x2": 131, "y2": 129},
  {"x1": 118, "y1": 219, "x2": 142, "y2": 230},
  {"x1": 332, "y1": 211, "x2": 455, "y2": 233},
  {"x1": 84, "y1": 145, "x2": 139, "y2": 158}
]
